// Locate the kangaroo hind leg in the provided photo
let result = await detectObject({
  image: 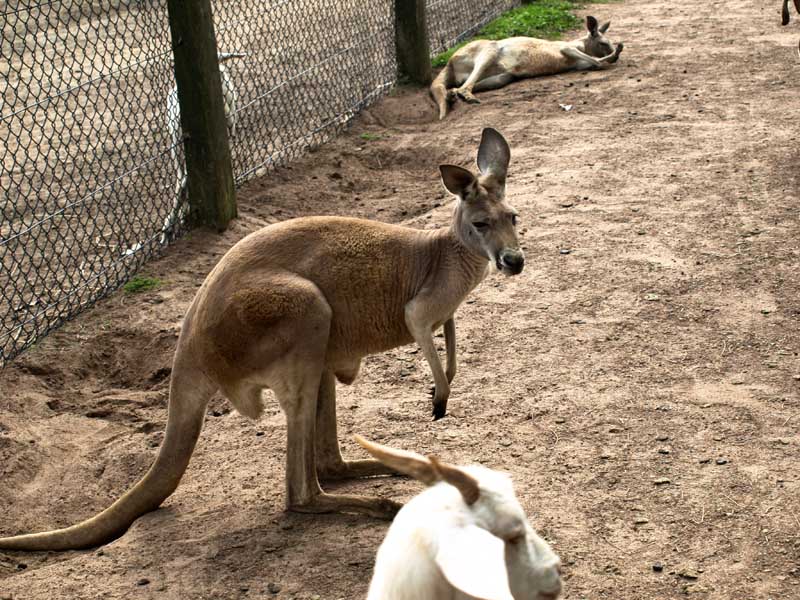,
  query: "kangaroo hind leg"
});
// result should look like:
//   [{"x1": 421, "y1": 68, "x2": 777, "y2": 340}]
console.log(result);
[
  {"x1": 315, "y1": 370, "x2": 399, "y2": 481},
  {"x1": 456, "y1": 45, "x2": 500, "y2": 103},
  {"x1": 272, "y1": 287, "x2": 399, "y2": 519},
  {"x1": 472, "y1": 73, "x2": 515, "y2": 93}
]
